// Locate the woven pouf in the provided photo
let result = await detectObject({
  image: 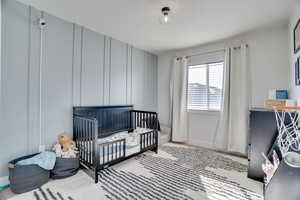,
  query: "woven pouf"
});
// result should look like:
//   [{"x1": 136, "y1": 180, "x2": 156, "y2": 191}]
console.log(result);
[
  {"x1": 50, "y1": 157, "x2": 79, "y2": 179},
  {"x1": 9, "y1": 154, "x2": 50, "y2": 194}
]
